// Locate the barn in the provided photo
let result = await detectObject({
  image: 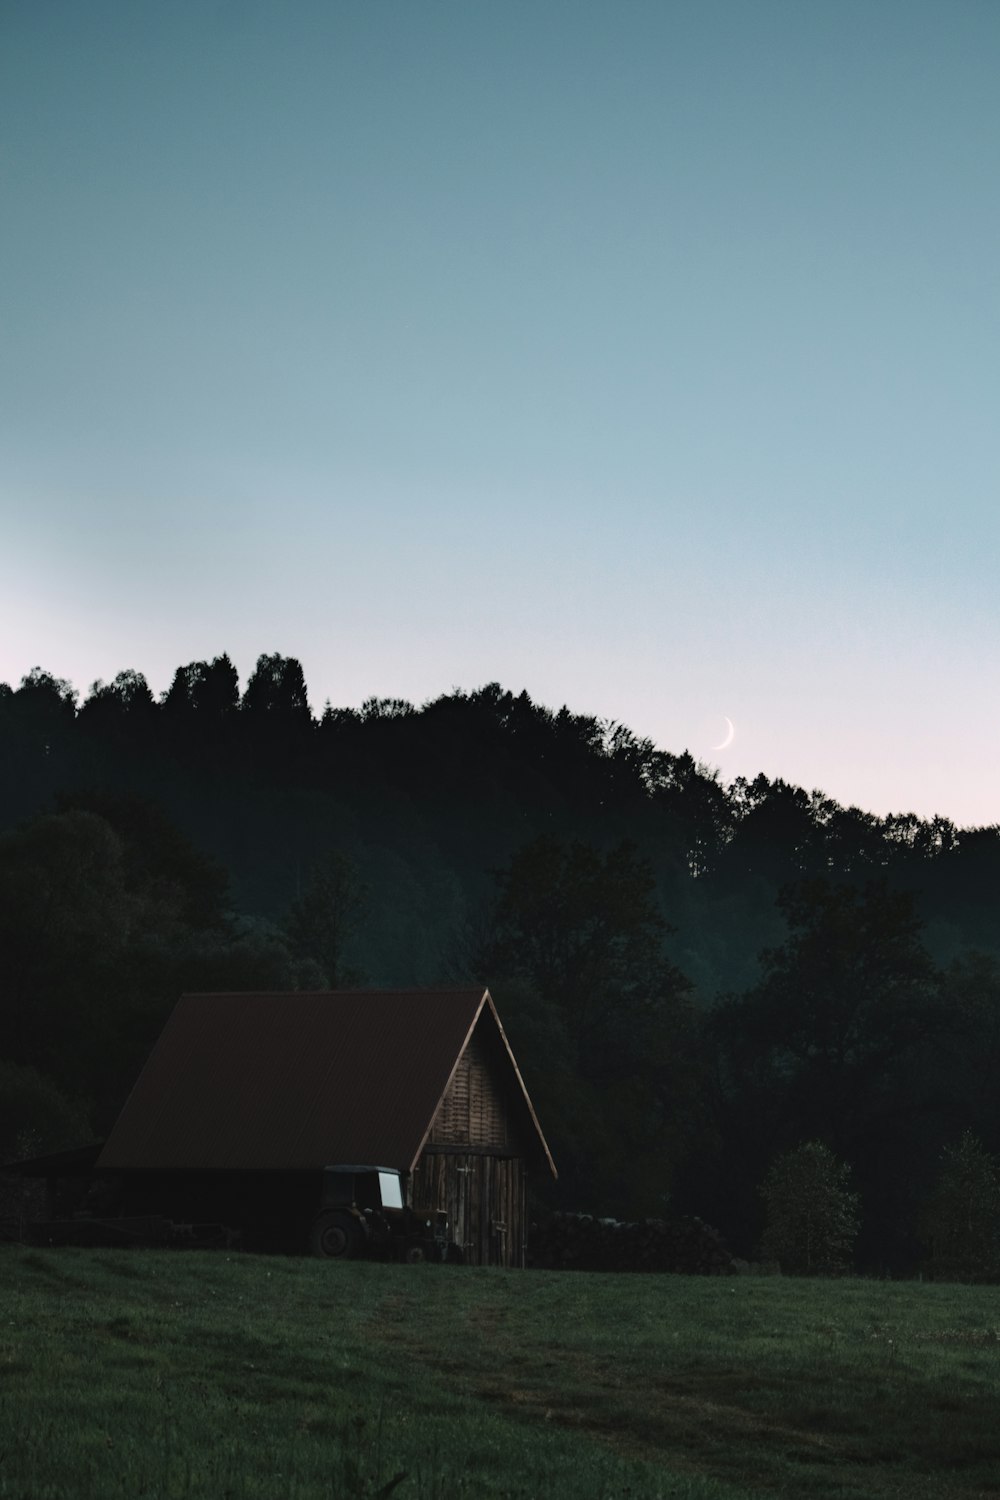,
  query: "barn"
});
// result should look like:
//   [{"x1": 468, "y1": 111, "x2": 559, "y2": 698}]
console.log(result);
[{"x1": 96, "y1": 986, "x2": 556, "y2": 1266}]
